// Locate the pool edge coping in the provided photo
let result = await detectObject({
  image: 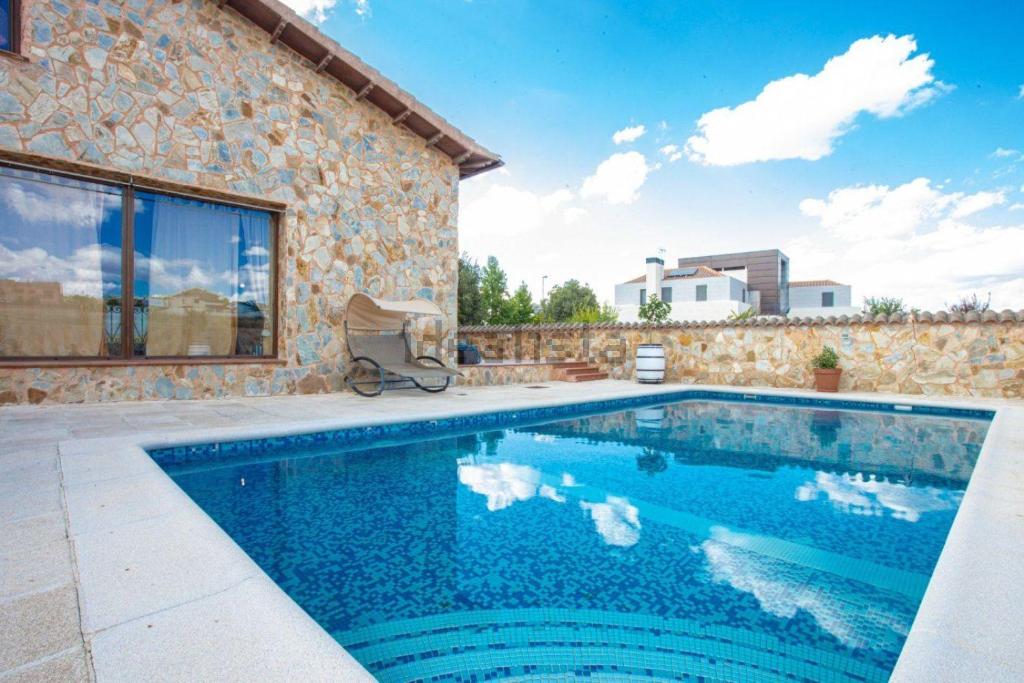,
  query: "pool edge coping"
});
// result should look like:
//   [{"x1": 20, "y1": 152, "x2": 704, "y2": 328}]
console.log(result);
[{"x1": 54, "y1": 383, "x2": 1024, "y2": 681}]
